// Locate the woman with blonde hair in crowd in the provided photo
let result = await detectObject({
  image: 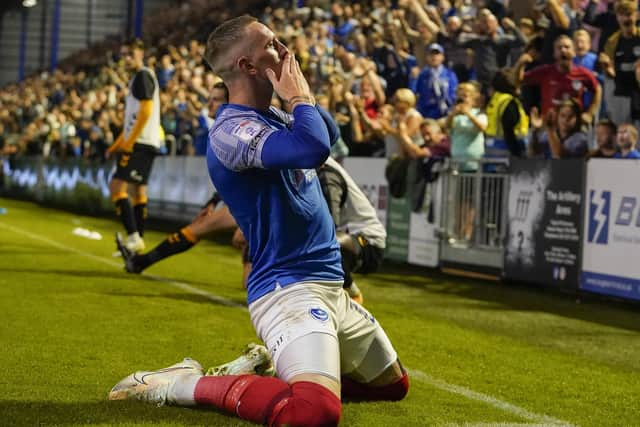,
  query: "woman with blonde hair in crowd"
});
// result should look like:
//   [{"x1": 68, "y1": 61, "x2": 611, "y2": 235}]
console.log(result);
[
  {"x1": 380, "y1": 88, "x2": 424, "y2": 158},
  {"x1": 445, "y1": 82, "x2": 487, "y2": 170},
  {"x1": 444, "y1": 82, "x2": 487, "y2": 244}
]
